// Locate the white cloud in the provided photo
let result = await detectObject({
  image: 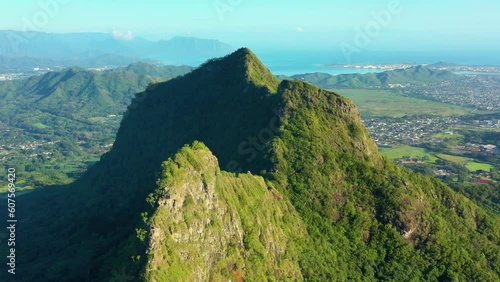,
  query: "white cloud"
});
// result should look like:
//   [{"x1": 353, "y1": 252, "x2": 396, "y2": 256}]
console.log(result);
[
  {"x1": 112, "y1": 30, "x2": 134, "y2": 40},
  {"x1": 296, "y1": 27, "x2": 304, "y2": 32}
]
